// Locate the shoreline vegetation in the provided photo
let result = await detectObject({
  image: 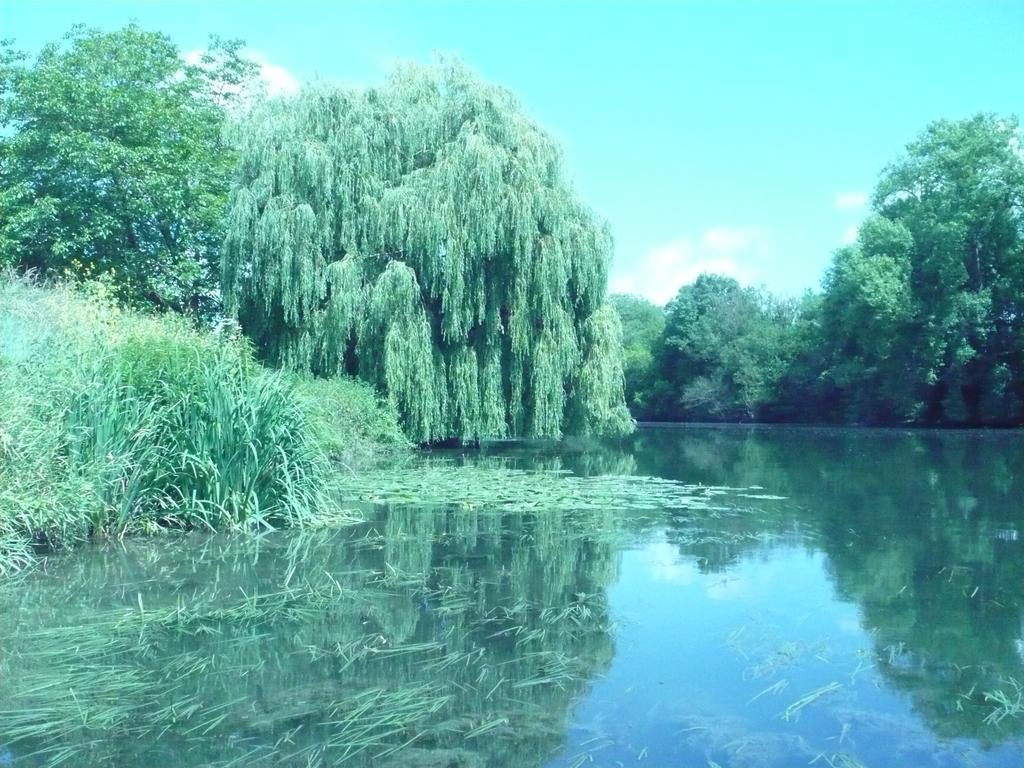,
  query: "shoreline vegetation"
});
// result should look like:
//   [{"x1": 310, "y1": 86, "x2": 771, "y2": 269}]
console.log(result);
[
  {"x1": 0, "y1": 22, "x2": 1021, "y2": 579},
  {"x1": 0, "y1": 275, "x2": 408, "y2": 576},
  {"x1": 0, "y1": 17, "x2": 1021, "y2": 767},
  {"x1": 613, "y1": 116, "x2": 1024, "y2": 428}
]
